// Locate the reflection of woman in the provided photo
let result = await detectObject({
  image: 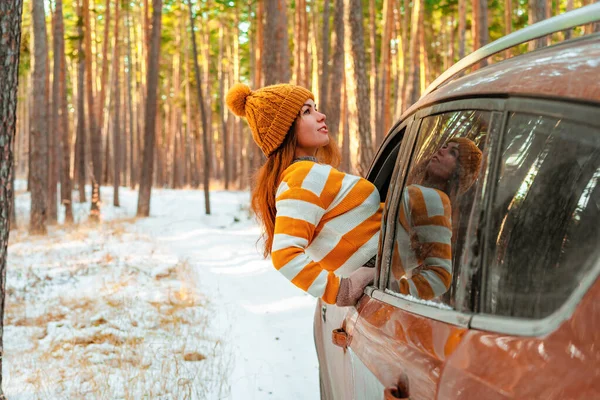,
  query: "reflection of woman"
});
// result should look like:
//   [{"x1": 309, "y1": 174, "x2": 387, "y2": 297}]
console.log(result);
[
  {"x1": 226, "y1": 83, "x2": 382, "y2": 306},
  {"x1": 391, "y1": 138, "x2": 482, "y2": 300}
]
